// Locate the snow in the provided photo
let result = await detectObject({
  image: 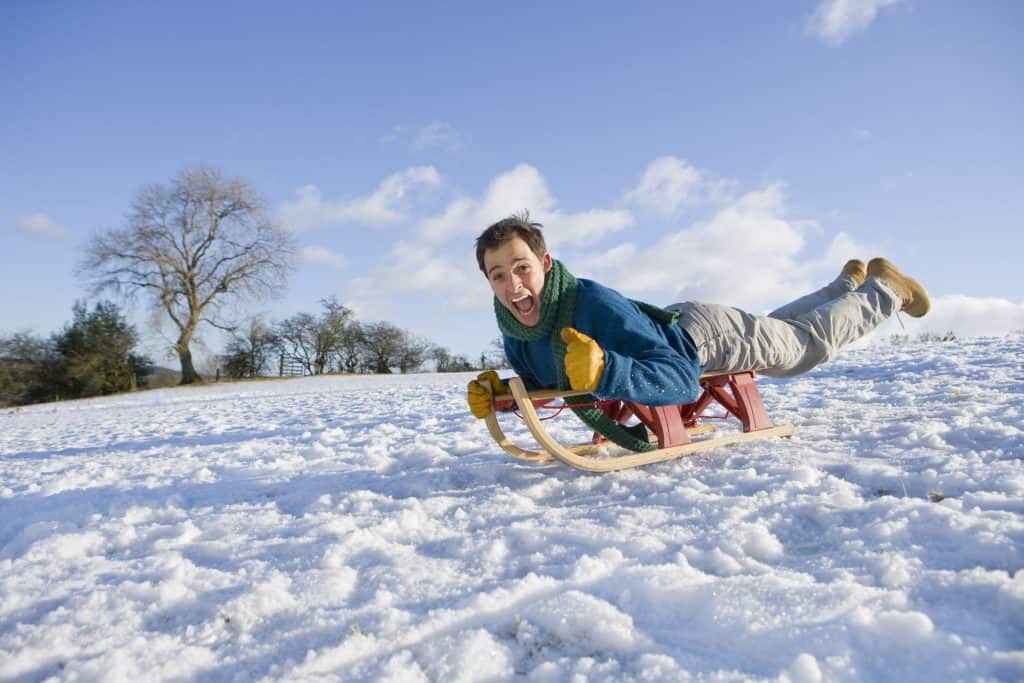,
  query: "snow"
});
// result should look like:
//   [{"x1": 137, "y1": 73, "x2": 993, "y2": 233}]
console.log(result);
[{"x1": 1, "y1": 335, "x2": 1022, "y2": 682}]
